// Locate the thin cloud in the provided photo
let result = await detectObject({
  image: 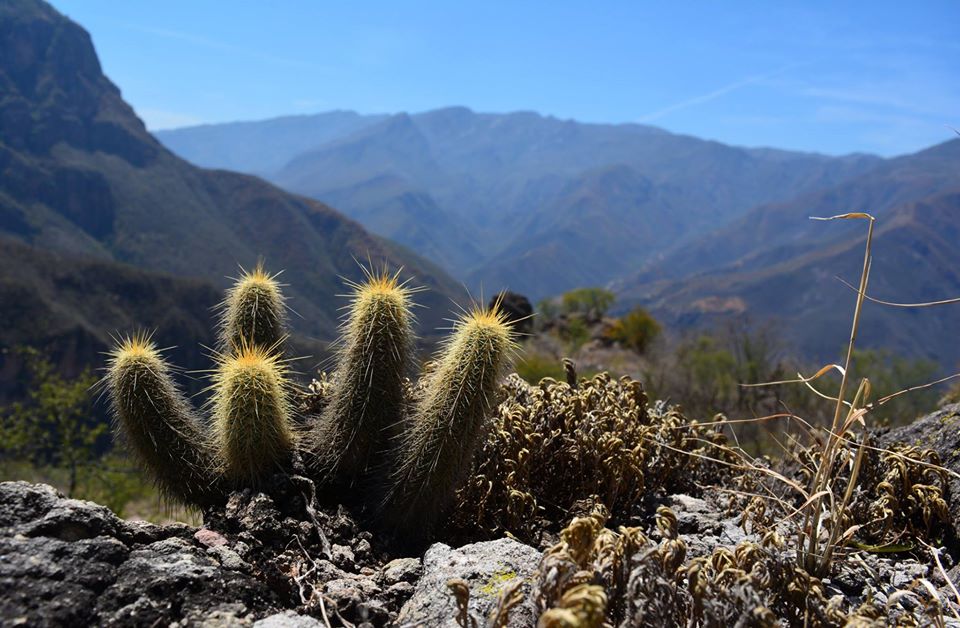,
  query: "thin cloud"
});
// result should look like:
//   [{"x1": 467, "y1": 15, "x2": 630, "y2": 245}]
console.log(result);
[
  {"x1": 137, "y1": 108, "x2": 205, "y2": 131},
  {"x1": 637, "y1": 62, "x2": 803, "y2": 123},
  {"x1": 801, "y1": 85, "x2": 951, "y2": 118},
  {"x1": 119, "y1": 23, "x2": 316, "y2": 70}
]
